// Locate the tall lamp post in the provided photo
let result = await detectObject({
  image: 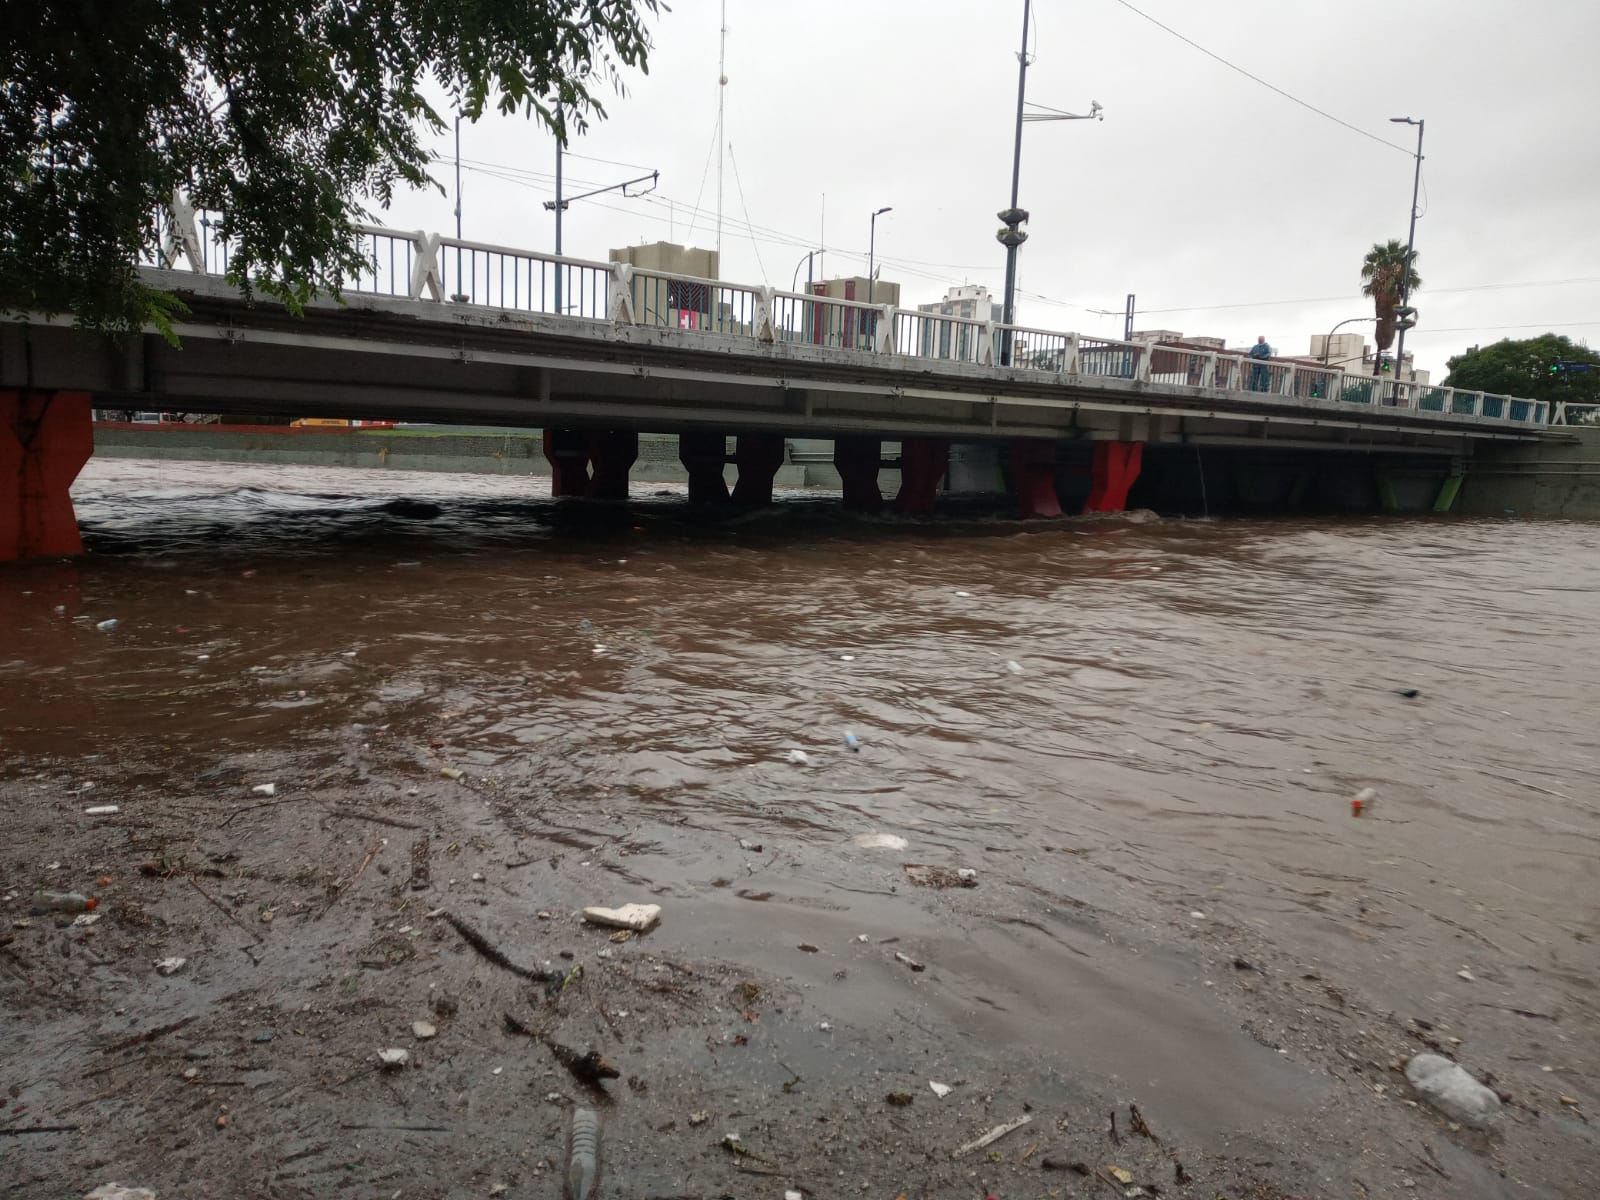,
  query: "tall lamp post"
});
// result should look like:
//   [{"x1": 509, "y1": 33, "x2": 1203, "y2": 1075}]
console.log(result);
[
  {"x1": 451, "y1": 112, "x2": 468, "y2": 302},
  {"x1": 1389, "y1": 116, "x2": 1424, "y2": 390},
  {"x1": 996, "y1": 0, "x2": 1102, "y2": 364},
  {"x1": 867, "y1": 206, "x2": 892, "y2": 307}
]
